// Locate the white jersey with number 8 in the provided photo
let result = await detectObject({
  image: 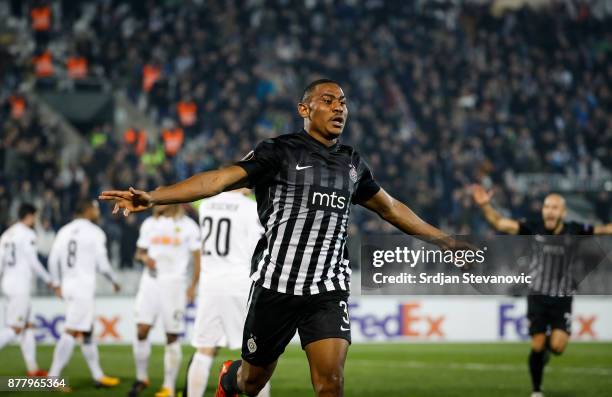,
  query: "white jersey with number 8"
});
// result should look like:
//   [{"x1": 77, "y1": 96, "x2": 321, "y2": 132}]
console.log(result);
[{"x1": 48, "y1": 218, "x2": 117, "y2": 298}]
